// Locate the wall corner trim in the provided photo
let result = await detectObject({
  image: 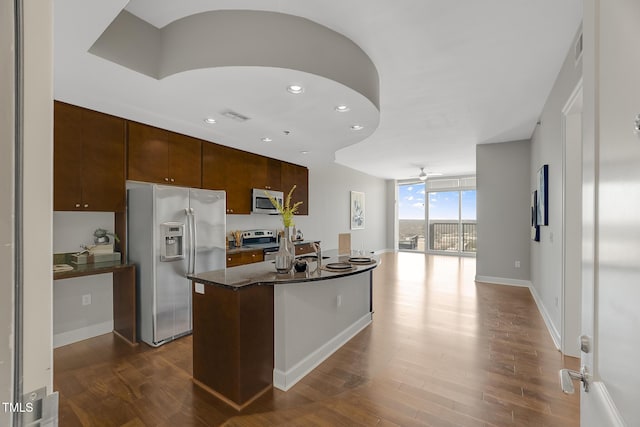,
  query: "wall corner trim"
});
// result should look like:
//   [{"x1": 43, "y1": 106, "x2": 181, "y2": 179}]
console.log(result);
[{"x1": 475, "y1": 275, "x2": 560, "y2": 350}]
